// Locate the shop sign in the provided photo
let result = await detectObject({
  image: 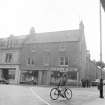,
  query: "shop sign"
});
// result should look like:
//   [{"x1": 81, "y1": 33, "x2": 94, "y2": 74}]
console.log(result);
[
  {"x1": 50, "y1": 67, "x2": 78, "y2": 72},
  {"x1": 57, "y1": 68, "x2": 68, "y2": 72},
  {"x1": 50, "y1": 67, "x2": 68, "y2": 72}
]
